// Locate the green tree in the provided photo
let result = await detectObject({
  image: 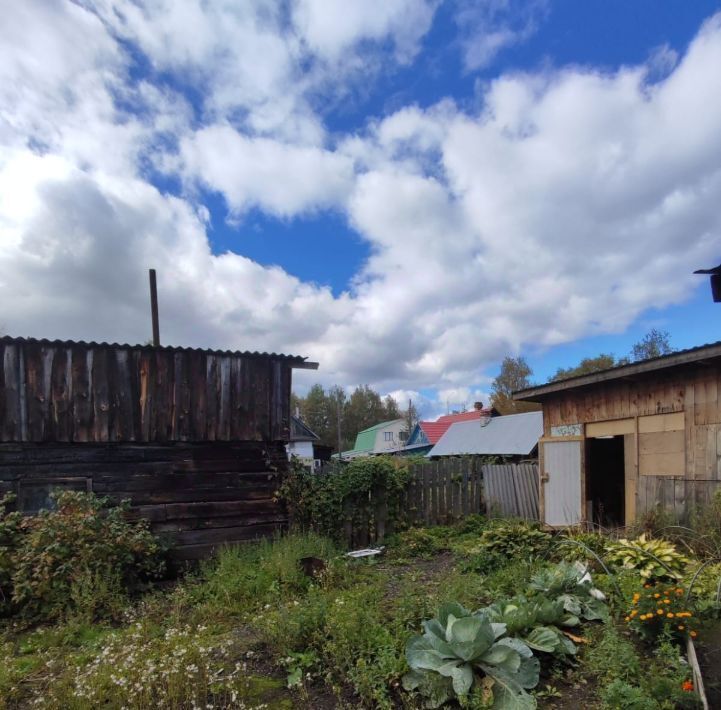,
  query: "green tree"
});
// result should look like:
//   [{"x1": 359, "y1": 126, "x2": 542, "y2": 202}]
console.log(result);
[
  {"x1": 551, "y1": 354, "x2": 619, "y2": 382},
  {"x1": 343, "y1": 385, "x2": 387, "y2": 450},
  {"x1": 383, "y1": 394, "x2": 401, "y2": 420},
  {"x1": 630, "y1": 329, "x2": 674, "y2": 362},
  {"x1": 327, "y1": 385, "x2": 348, "y2": 451},
  {"x1": 490, "y1": 356, "x2": 541, "y2": 414}
]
